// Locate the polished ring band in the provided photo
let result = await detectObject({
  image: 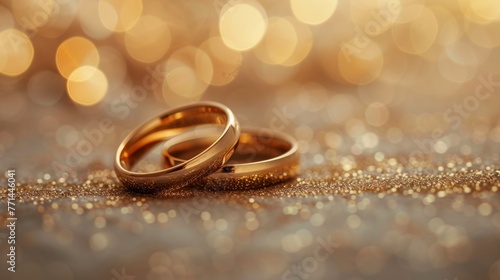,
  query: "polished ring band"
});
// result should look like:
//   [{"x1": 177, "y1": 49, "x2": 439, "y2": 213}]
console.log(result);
[
  {"x1": 162, "y1": 127, "x2": 300, "y2": 190},
  {"x1": 114, "y1": 102, "x2": 240, "y2": 193}
]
